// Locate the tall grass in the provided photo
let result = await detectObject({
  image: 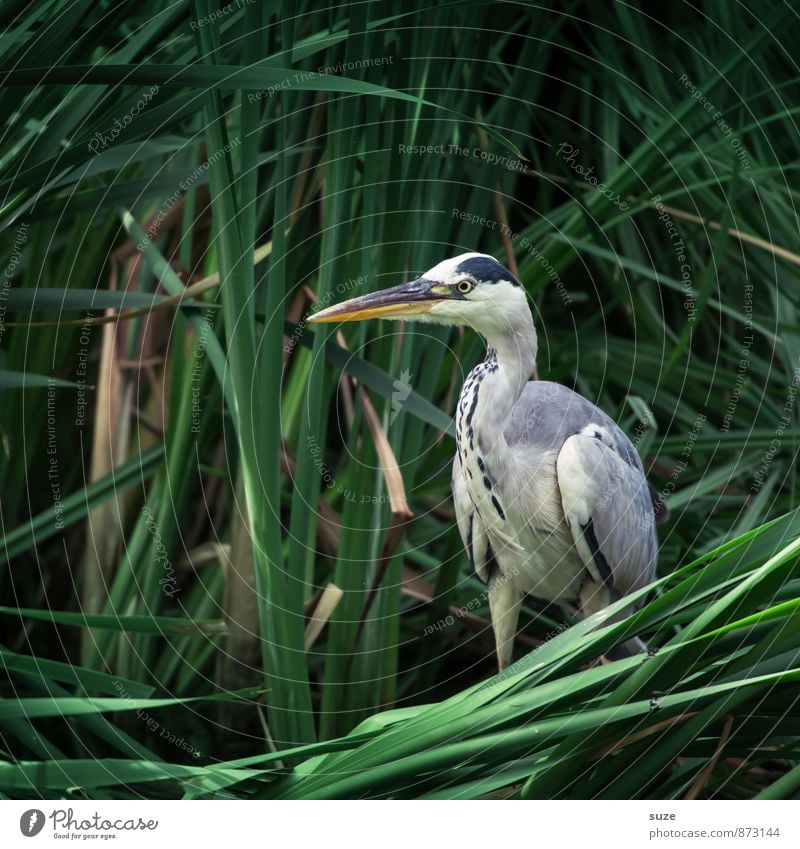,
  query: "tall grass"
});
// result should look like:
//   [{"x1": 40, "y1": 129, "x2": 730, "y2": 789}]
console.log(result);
[{"x1": 1, "y1": 0, "x2": 799, "y2": 799}]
